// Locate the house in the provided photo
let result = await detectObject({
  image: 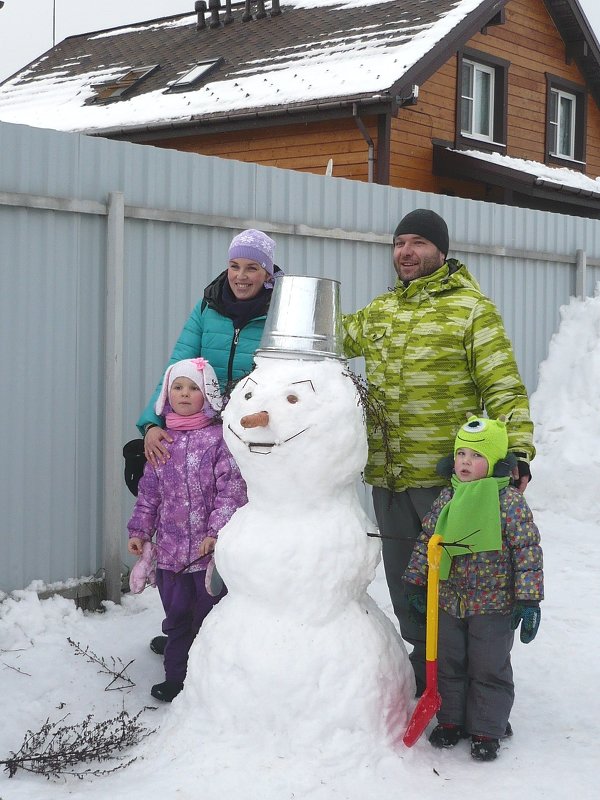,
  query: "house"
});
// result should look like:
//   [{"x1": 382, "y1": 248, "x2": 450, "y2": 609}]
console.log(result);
[{"x1": 2, "y1": 0, "x2": 600, "y2": 218}]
